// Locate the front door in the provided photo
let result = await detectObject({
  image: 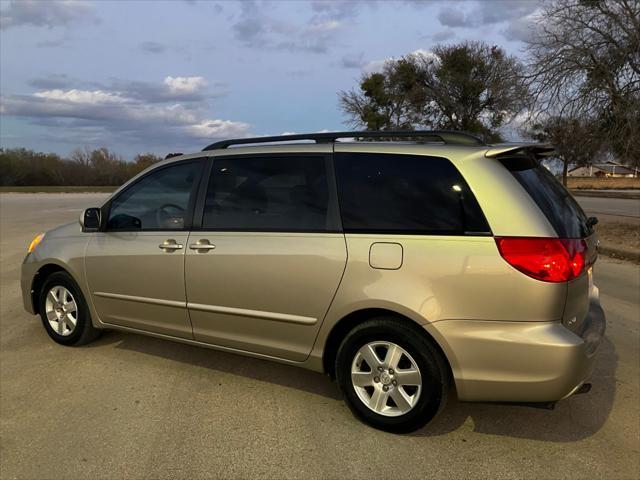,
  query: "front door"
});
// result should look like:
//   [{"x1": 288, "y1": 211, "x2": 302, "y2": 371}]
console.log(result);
[
  {"x1": 86, "y1": 159, "x2": 204, "y2": 338},
  {"x1": 185, "y1": 152, "x2": 347, "y2": 361}
]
